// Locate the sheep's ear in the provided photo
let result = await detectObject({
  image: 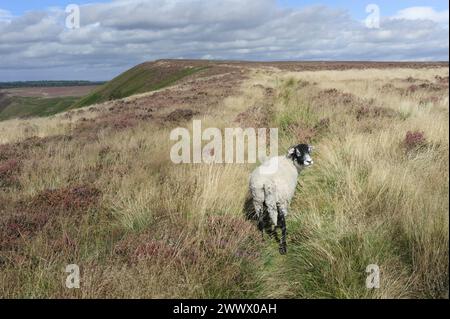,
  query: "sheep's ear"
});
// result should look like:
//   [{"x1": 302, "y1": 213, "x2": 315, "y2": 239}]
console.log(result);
[
  {"x1": 308, "y1": 145, "x2": 314, "y2": 153},
  {"x1": 287, "y1": 146, "x2": 296, "y2": 158}
]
